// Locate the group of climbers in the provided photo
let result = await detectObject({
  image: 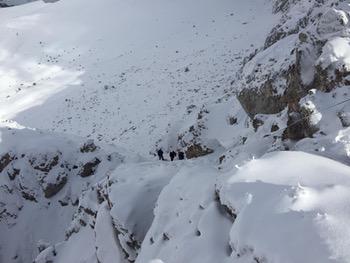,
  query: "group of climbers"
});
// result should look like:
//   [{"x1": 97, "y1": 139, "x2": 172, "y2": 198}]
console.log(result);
[{"x1": 157, "y1": 148, "x2": 185, "y2": 161}]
